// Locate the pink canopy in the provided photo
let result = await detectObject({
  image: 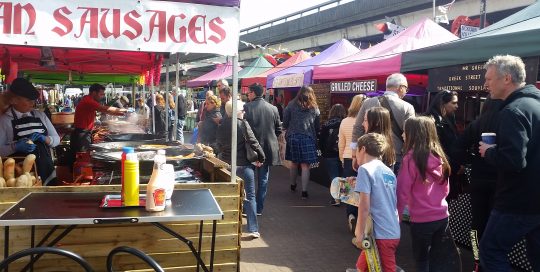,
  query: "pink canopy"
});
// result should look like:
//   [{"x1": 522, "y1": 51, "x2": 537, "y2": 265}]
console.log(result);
[
  {"x1": 187, "y1": 63, "x2": 242, "y2": 88},
  {"x1": 313, "y1": 18, "x2": 458, "y2": 80},
  {"x1": 241, "y1": 51, "x2": 312, "y2": 87}
]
